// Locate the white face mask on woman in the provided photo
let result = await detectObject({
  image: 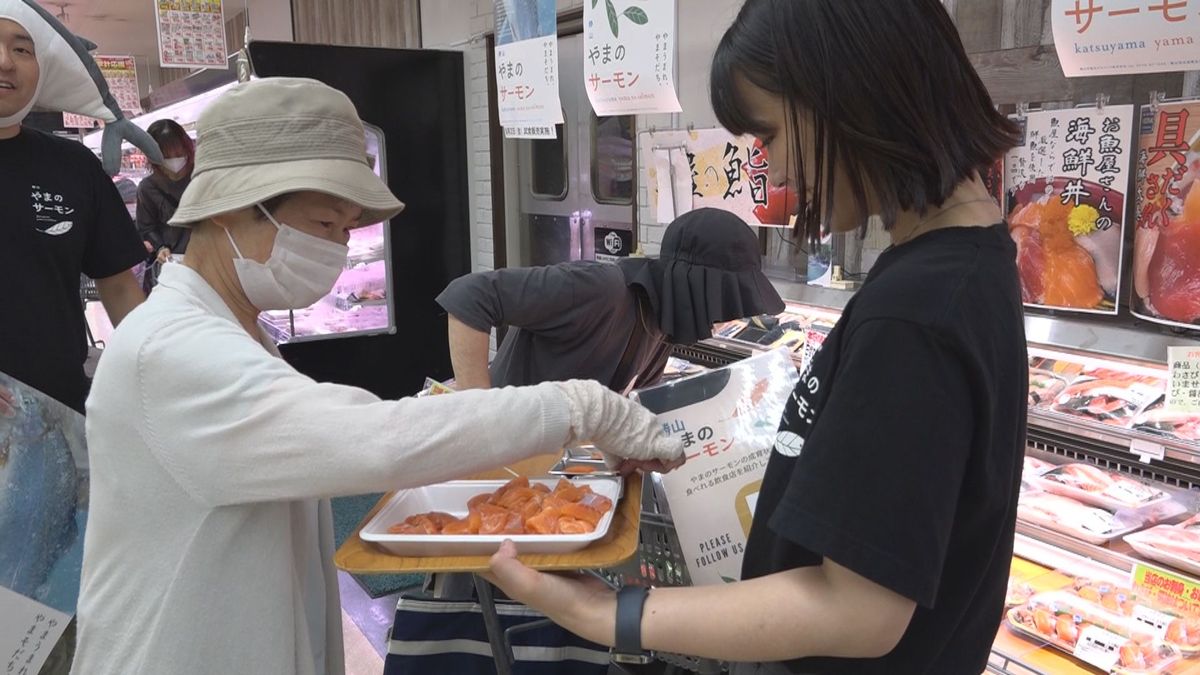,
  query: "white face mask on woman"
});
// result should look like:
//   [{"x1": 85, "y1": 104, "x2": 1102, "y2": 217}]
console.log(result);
[
  {"x1": 162, "y1": 157, "x2": 188, "y2": 174},
  {"x1": 222, "y1": 203, "x2": 349, "y2": 311}
]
